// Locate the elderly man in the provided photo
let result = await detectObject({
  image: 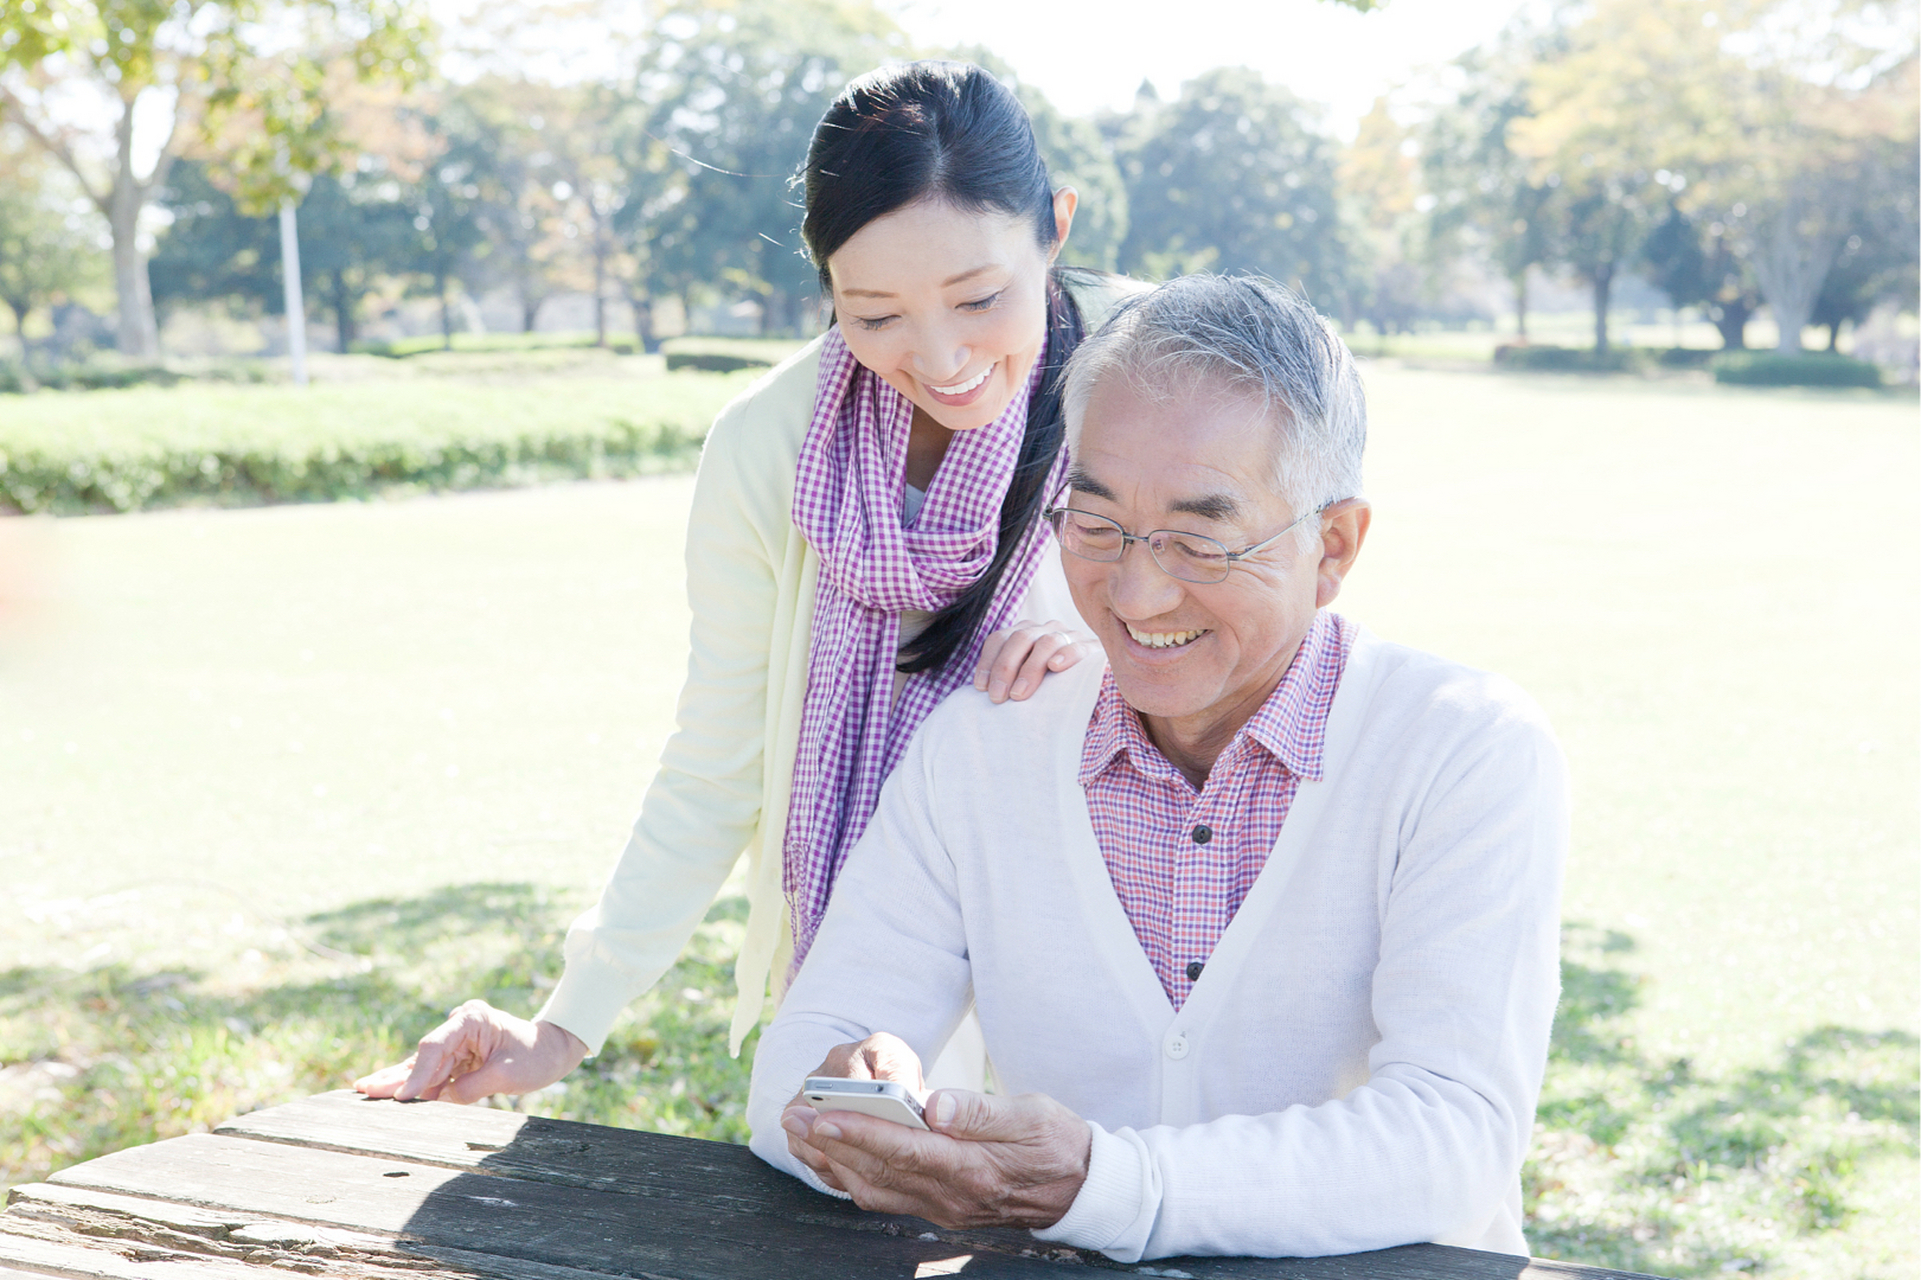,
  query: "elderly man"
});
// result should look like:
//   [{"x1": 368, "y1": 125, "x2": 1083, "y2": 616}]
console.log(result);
[{"x1": 745, "y1": 274, "x2": 1566, "y2": 1262}]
